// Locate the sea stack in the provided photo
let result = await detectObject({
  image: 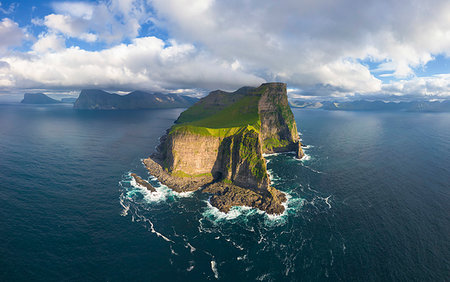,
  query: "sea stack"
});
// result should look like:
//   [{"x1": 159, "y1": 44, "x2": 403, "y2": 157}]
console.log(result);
[{"x1": 144, "y1": 82, "x2": 303, "y2": 214}]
